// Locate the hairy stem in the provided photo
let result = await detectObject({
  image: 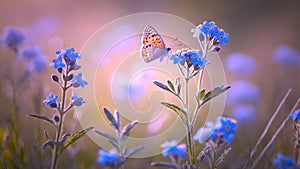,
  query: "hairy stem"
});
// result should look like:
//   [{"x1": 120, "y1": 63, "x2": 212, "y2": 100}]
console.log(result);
[{"x1": 51, "y1": 64, "x2": 69, "y2": 169}]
